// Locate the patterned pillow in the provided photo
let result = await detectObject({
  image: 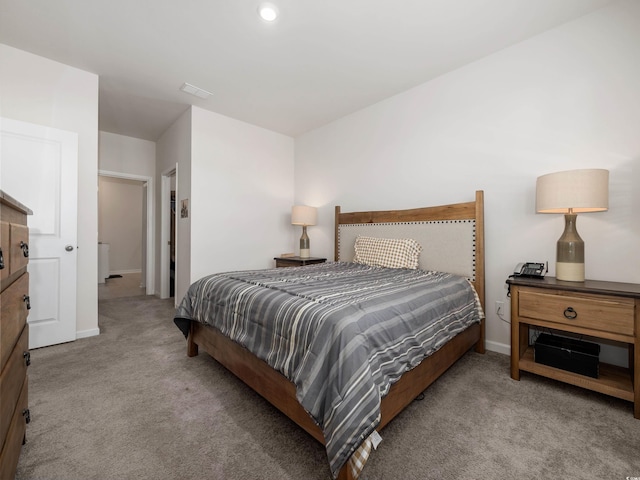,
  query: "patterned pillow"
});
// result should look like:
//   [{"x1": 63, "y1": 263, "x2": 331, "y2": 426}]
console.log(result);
[{"x1": 353, "y1": 236, "x2": 422, "y2": 269}]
